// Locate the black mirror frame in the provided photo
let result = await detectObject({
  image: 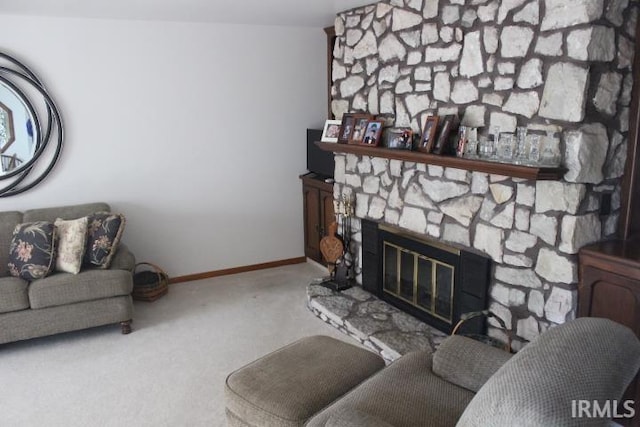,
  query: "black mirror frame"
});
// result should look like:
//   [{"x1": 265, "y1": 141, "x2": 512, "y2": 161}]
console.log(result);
[{"x1": 0, "y1": 52, "x2": 63, "y2": 197}]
